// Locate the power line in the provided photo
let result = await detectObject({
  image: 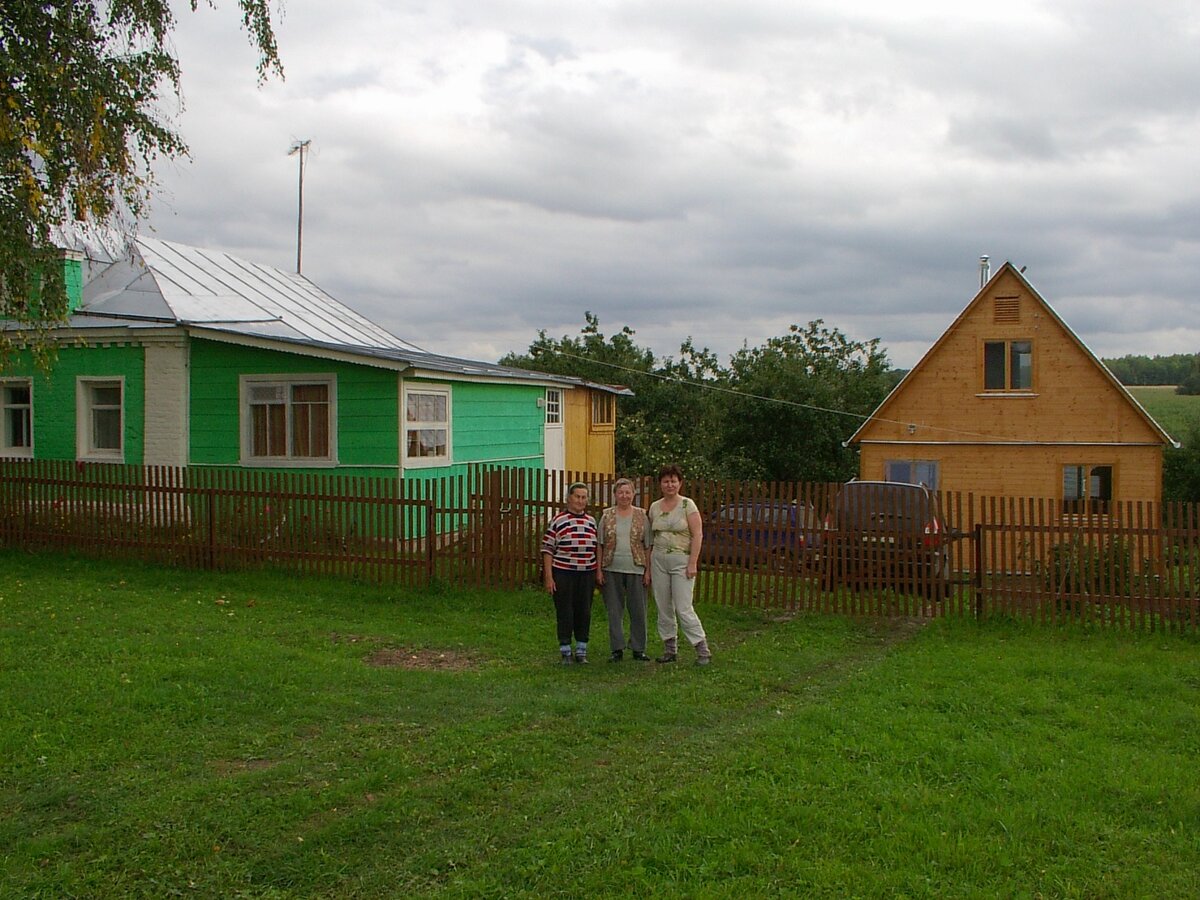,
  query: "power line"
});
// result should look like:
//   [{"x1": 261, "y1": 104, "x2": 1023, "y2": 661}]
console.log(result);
[{"x1": 535, "y1": 348, "x2": 1025, "y2": 443}]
